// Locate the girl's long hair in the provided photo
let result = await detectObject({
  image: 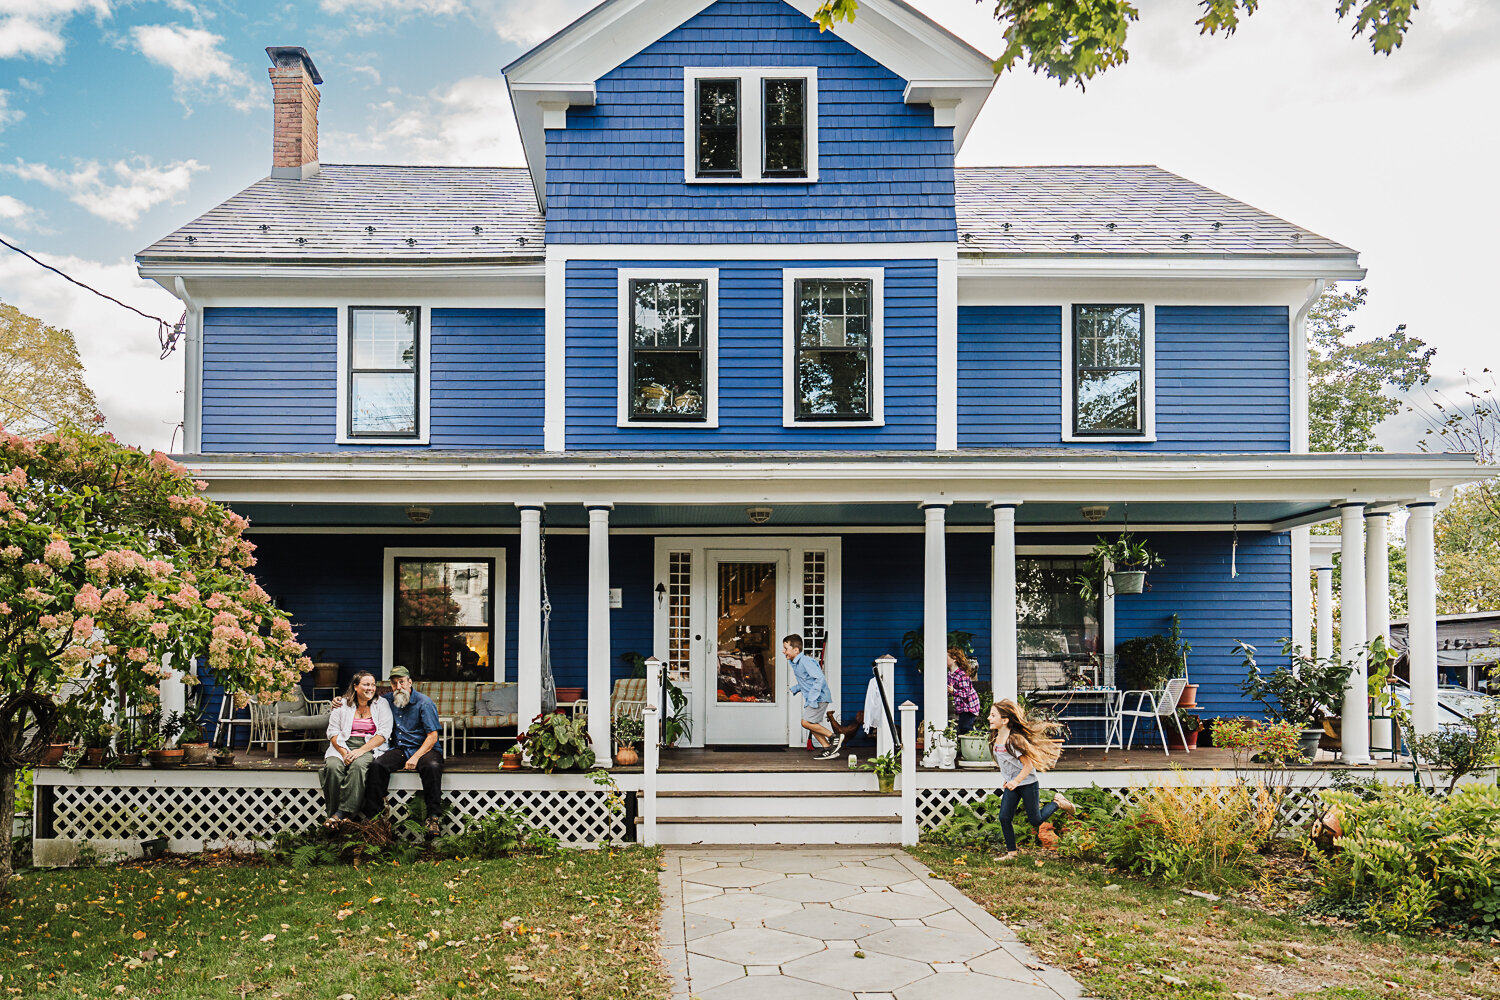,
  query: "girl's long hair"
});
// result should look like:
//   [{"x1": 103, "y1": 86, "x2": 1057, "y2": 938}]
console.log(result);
[
  {"x1": 345, "y1": 671, "x2": 377, "y2": 710},
  {"x1": 947, "y1": 646, "x2": 977, "y2": 677},
  {"x1": 991, "y1": 698, "x2": 1064, "y2": 772}
]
